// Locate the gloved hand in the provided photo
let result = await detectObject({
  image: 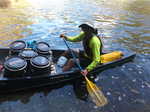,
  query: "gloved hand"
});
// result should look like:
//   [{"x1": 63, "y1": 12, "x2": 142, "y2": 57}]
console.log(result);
[
  {"x1": 60, "y1": 34, "x2": 67, "y2": 39},
  {"x1": 81, "y1": 69, "x2": 88, "y2": 76}
]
